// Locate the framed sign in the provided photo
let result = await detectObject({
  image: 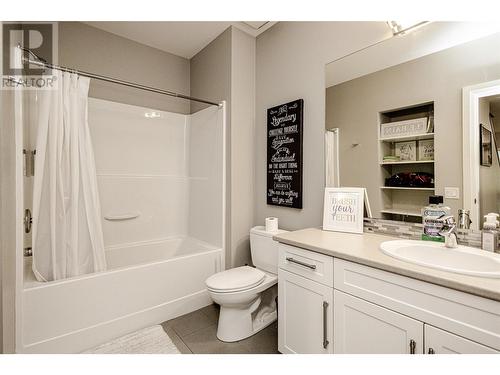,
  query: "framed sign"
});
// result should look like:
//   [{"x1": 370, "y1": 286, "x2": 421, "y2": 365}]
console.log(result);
[
  {"x1": 267, "y1": 99, "x2": 303, "y2": 208},
  {"x1": 323, "y1": 187, "x2": 365, "y2": 234}
]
